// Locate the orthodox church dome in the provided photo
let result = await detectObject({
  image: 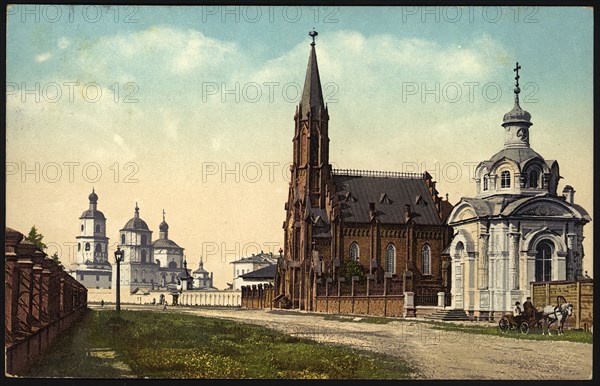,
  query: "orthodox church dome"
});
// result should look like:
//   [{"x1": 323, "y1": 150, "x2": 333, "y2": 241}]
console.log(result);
[
  {"x1": 122, "y1": 204, "x2": 149, "y2": 230},
  {"x1": 159, "y1": 220, "x2": 169, "y2": 232},
  {"x1": 80, "y1": 188, "x2": 105, "y2": 219},
  {"x1": 503, "y1": 102, "x2": 532, "y2": 125},
  {"x1": 123, "y1": 217, "x2": 149, "y2": 230},
  {"x1": 88, "y1": 188, "x2": 98, "y2": 203}
]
